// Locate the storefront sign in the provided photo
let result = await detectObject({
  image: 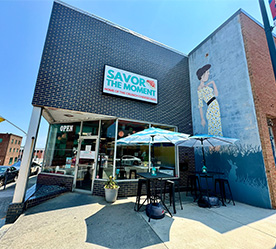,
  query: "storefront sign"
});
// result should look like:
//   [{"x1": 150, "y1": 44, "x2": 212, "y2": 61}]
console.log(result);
[
  {"x1": 103, "y1": 65, "x2": 158, "y2": 104},
  {"x1": 269, "y1": 0, "x2": 276, "y2": 25},
  {"x1": 80, "y1": 150, "x2": 95, "y2": 159}
]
